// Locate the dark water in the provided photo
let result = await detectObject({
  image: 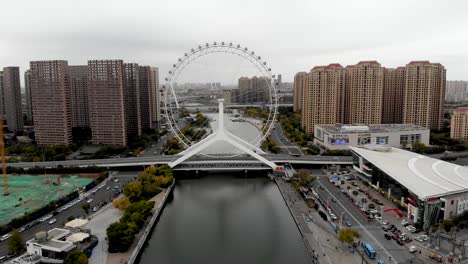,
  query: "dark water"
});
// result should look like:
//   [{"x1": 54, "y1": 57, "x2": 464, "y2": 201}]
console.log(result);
[{"x1": 138, "y1": 174, "x2": 310, "y2": 264}]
